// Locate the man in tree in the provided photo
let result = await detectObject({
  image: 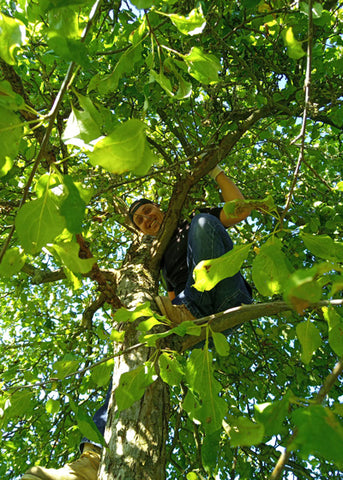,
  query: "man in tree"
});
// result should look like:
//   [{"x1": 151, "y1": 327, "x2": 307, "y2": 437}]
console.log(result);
[
  {"x1": 129, "y1": 165, "x2": 252, "y2": 324},
  {"x1": 22, "y1": 166, "x2": 252, "y2": 480}
]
